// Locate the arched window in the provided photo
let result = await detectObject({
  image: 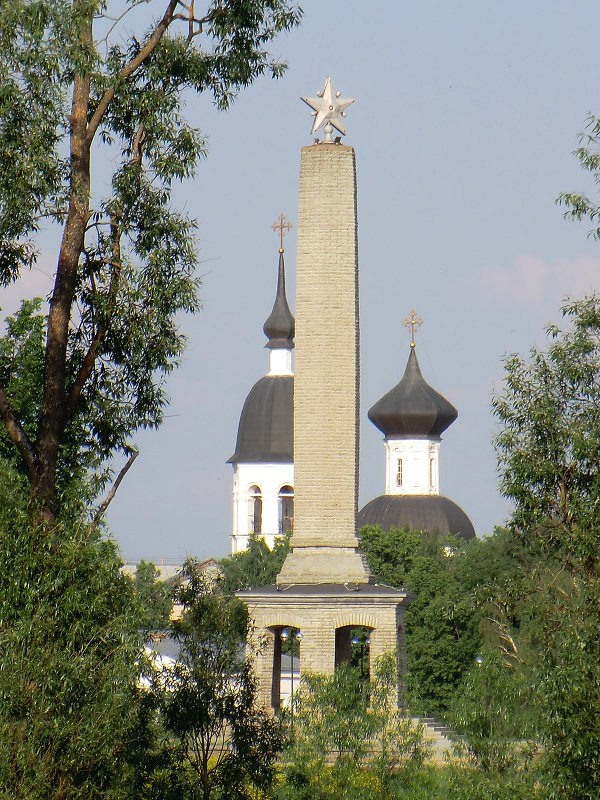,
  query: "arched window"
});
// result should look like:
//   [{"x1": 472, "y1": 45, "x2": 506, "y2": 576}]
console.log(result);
[
  {"x1": 248, "y1": 485, "x2": 262, "y2": 533},
  {"x1": 278, "y1": 485, "x2": 294, "y2": 533},
  {"x1": 396, "y1": 458, "x2": 403, "y2": 487}
]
